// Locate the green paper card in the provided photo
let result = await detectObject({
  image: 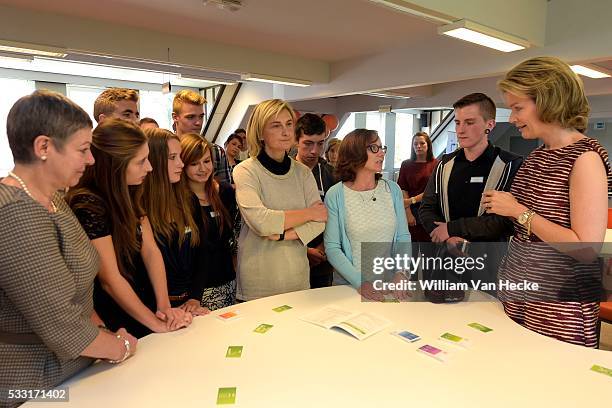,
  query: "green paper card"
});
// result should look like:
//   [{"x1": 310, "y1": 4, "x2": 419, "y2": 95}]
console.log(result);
[
  {"x1": 441, "y1": 332, "x2": 463, "y2": 342},
  {"x1": 273, "y1": 305, "x2": 292, "y2": 312},
  {"x1": 254, "y1": 323, "x2": 273, "y2": 333},
  {"x1": 226, "y1": 346, "x2": 243, "y2": 358},
  {"x1": 591, "y1": 364, "x2": 612, "y2": 377},
  {"x1": 468, "y1": 322, "x2": 493, "y2": 333},
  {"x1": 216, "y1": 387, "x2": 236, "y2": 405}
]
